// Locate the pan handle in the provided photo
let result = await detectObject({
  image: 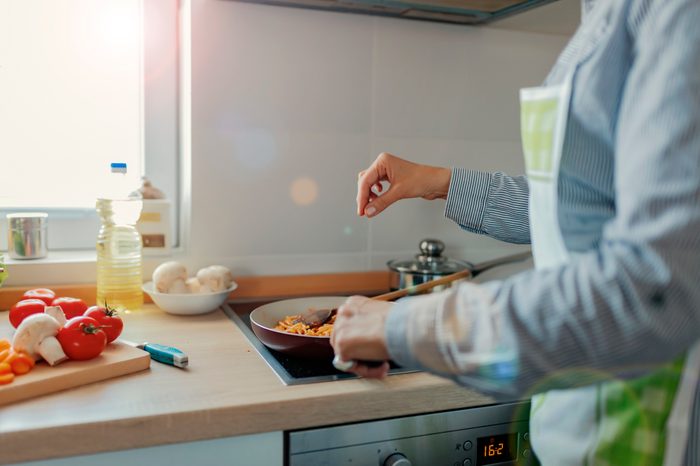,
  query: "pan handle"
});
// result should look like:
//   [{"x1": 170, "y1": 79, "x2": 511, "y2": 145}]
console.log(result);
[
  {"x1": 373, "y1": 268, "x2": 473, "y2": 301},
  {"x1": 334, "y1": 272, "x2": 472, "y2": 371},
  {"x1": 470, "y1": 250, "x2": 532, "y2": 275},
  {"x1": 333, "y1": 355, "x2": 384, "y2": 371}
]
